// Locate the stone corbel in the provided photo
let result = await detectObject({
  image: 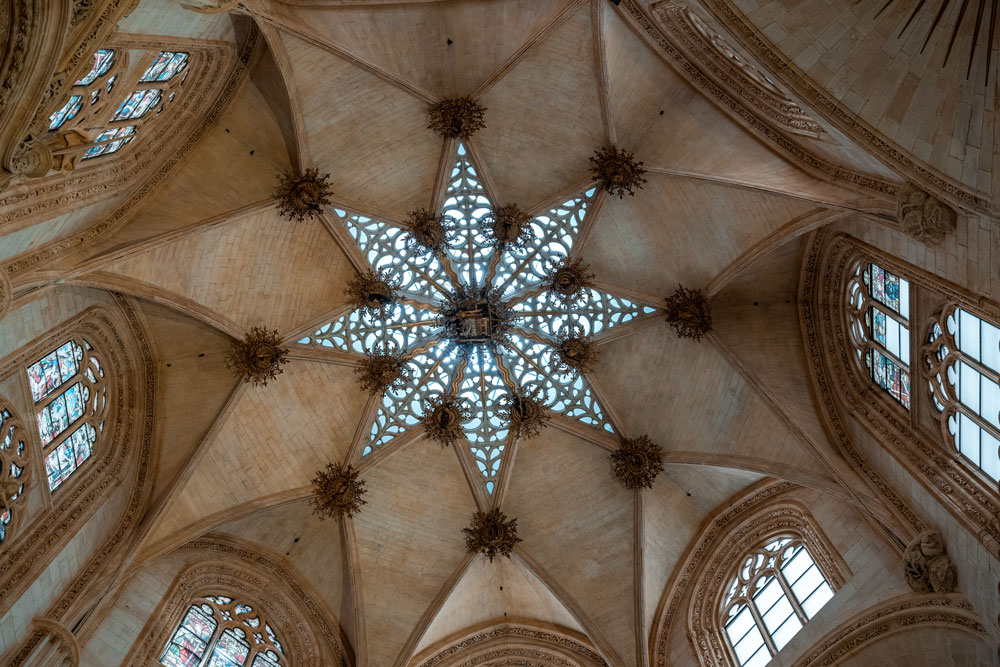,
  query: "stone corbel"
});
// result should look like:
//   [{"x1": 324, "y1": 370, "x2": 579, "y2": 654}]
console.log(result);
[
  {"x1": 902, "y1": 529, "x2": 958, "y2": 594},
  {"x1": 897, "y1": 182, "x2": 957, "y2": 246}
]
